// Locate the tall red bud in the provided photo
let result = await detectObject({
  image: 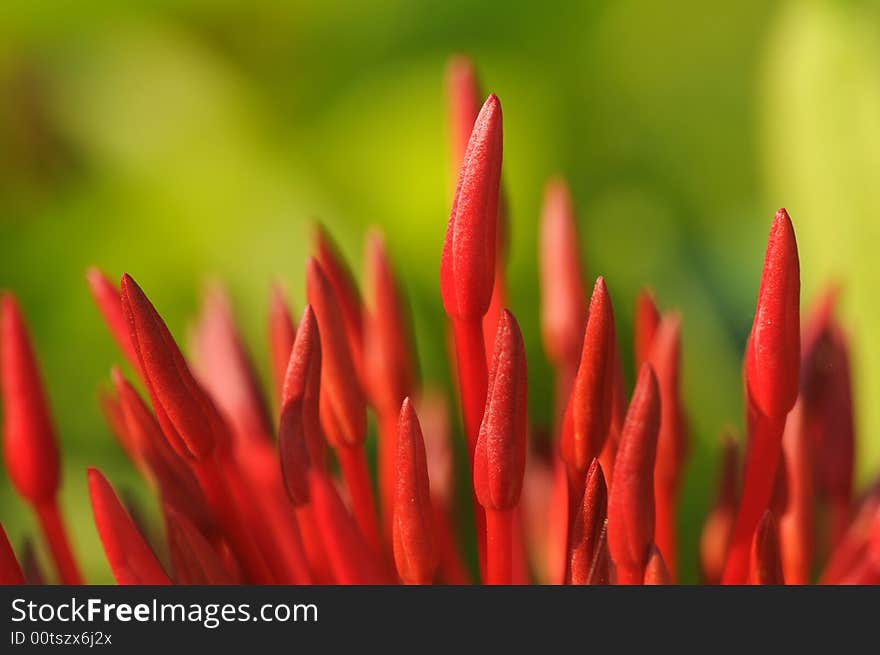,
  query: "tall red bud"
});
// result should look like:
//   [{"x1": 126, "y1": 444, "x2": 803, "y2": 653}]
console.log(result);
[
  {"x1": 750, "y1": 511, "x2": 784, "y2": 585},
  {"x1": 643, "y1": 545, "x2": 670, "y2": 585},
  {"x1": 88, "y1": 468, "x2": 172, "y2": 585},
  {"x1": 1, "y1": 293, "x2": 82, "y2": 584},
  {"x1": 539, "y1": 177, "x2": 587, "y2": 418},
  {"x1": 723, "y1": 209, "x2": 800, "y2": 584},
  {"x1": 607, "y1": 364, "x2": 661, "y2": 585},
  {"x1": 634, "y1": 289, "x2": 660, "y2": 371},
  {"x1": 567, "y1": 459, "x2": 608, "y2": 585},
  {"x1": 393, "y1": 399, "x2": 437, "y2": 584},
  {"x1": 86, "y1": 268, "x2": 139, "y2": 366},
  {"x1": 778, "y1": 401, "x2": 814, "y2": 584},
  {"x1": 268, "y1": 284, "x2": 297, "y2": 403},
  {"x1": 474, "y1": 310, "x2": 527, "y2": 584},
  {"x1": 649, "y1": 313, "x2": 687, "y2": 581},
  {"x1": 191, "y1": 284, "x2": 273, "y2": 446}
]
